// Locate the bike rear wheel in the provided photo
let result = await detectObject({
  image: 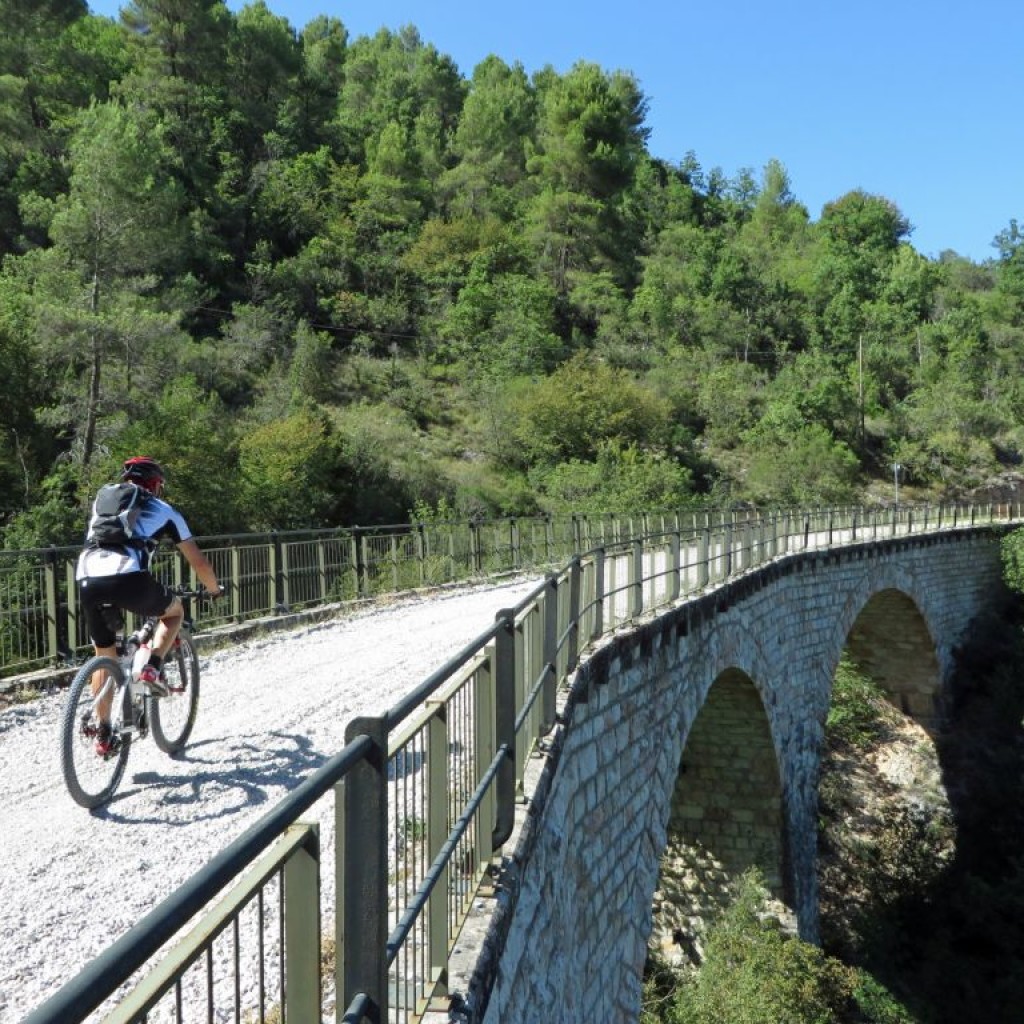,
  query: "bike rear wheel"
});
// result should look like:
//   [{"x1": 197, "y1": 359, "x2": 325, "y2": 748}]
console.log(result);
[
  {"x1": 60, "y1": 656, "x2": 132, "y2": 809},
  {"x1": 151, "y1": 631, "x2": 200, "y2": 754}
]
